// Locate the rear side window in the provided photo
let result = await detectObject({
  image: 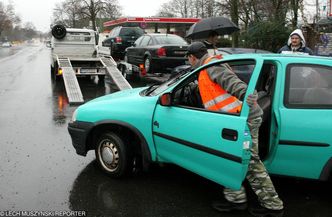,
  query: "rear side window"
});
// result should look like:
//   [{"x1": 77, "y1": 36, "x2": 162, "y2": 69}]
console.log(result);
[
  {"x1": 139, "y1": 36, "x2": 151, "y2": 46},
  {"x1": 110, "y1": 28, "x2": 120, "y2": 37},
  {"x1": 120, "y1": 28, "x2": 144, "y2": 37},
  {"x1": 154, "y1": 35, "x2": 188, "y2": 45},
  {"x1": 285, "y1": 64, "x2": 332, "y2": 108},
  {"x1": 134, "y1": 37, "x2": 143, "y2": 46}
]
